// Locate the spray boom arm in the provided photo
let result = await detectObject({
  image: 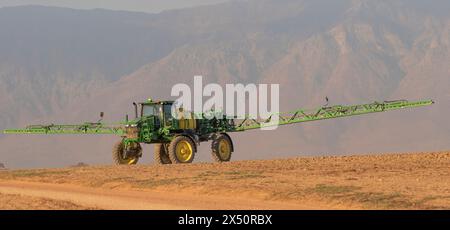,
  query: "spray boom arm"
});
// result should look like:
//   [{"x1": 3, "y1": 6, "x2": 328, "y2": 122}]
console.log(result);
[
  {"x1": 232, "y1": 99, "x2": 434, "y2": 131},
  {"x1": 3, "y1": 123, "x2": 125, "y2": 135},
  {"x1": 3, "y1": 99, "x2": 433, "y2": 135}
]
